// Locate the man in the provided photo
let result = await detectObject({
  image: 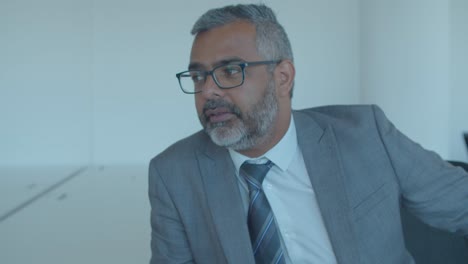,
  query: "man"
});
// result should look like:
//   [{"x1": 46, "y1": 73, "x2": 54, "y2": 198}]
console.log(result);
[{"x1": 149, "y1": 4, "x2": 468, "y2": 264}]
